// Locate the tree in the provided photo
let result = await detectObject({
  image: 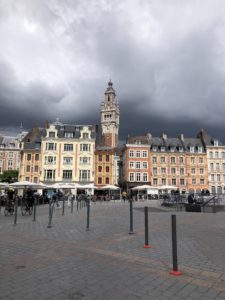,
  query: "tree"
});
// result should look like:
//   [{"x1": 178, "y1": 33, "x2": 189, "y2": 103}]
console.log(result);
[{"x1": 0, "y1": 170, "x2": 18, "y2": 183}]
